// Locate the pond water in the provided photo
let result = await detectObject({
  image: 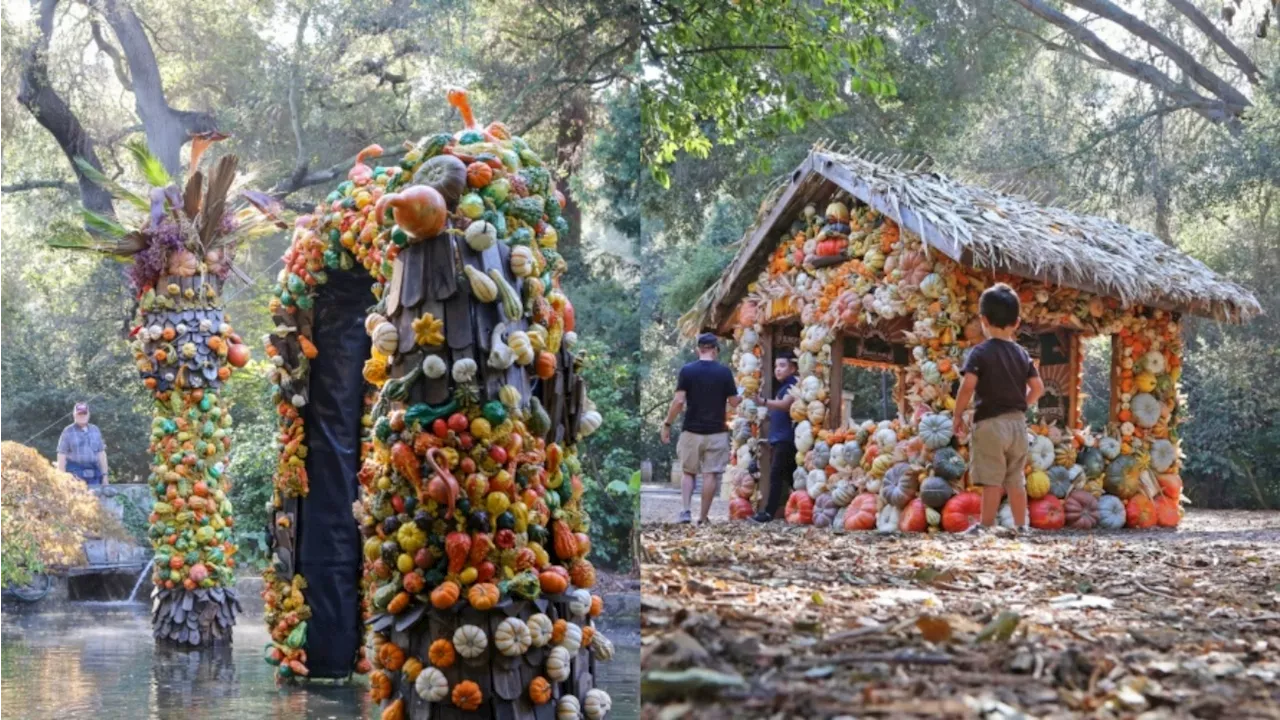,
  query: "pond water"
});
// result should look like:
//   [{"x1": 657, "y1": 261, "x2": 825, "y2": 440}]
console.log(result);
[{"x1": 1, "y1": 605, "x2": 639, "y2": 719}]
